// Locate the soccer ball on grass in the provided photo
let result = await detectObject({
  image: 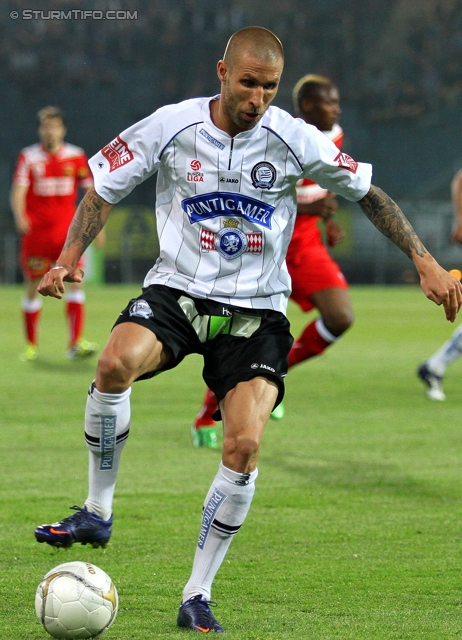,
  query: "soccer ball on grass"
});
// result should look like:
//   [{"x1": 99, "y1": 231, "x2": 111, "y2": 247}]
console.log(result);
[{"x1": 35, "y1": 561, "x2": 118, "y2": 639}]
